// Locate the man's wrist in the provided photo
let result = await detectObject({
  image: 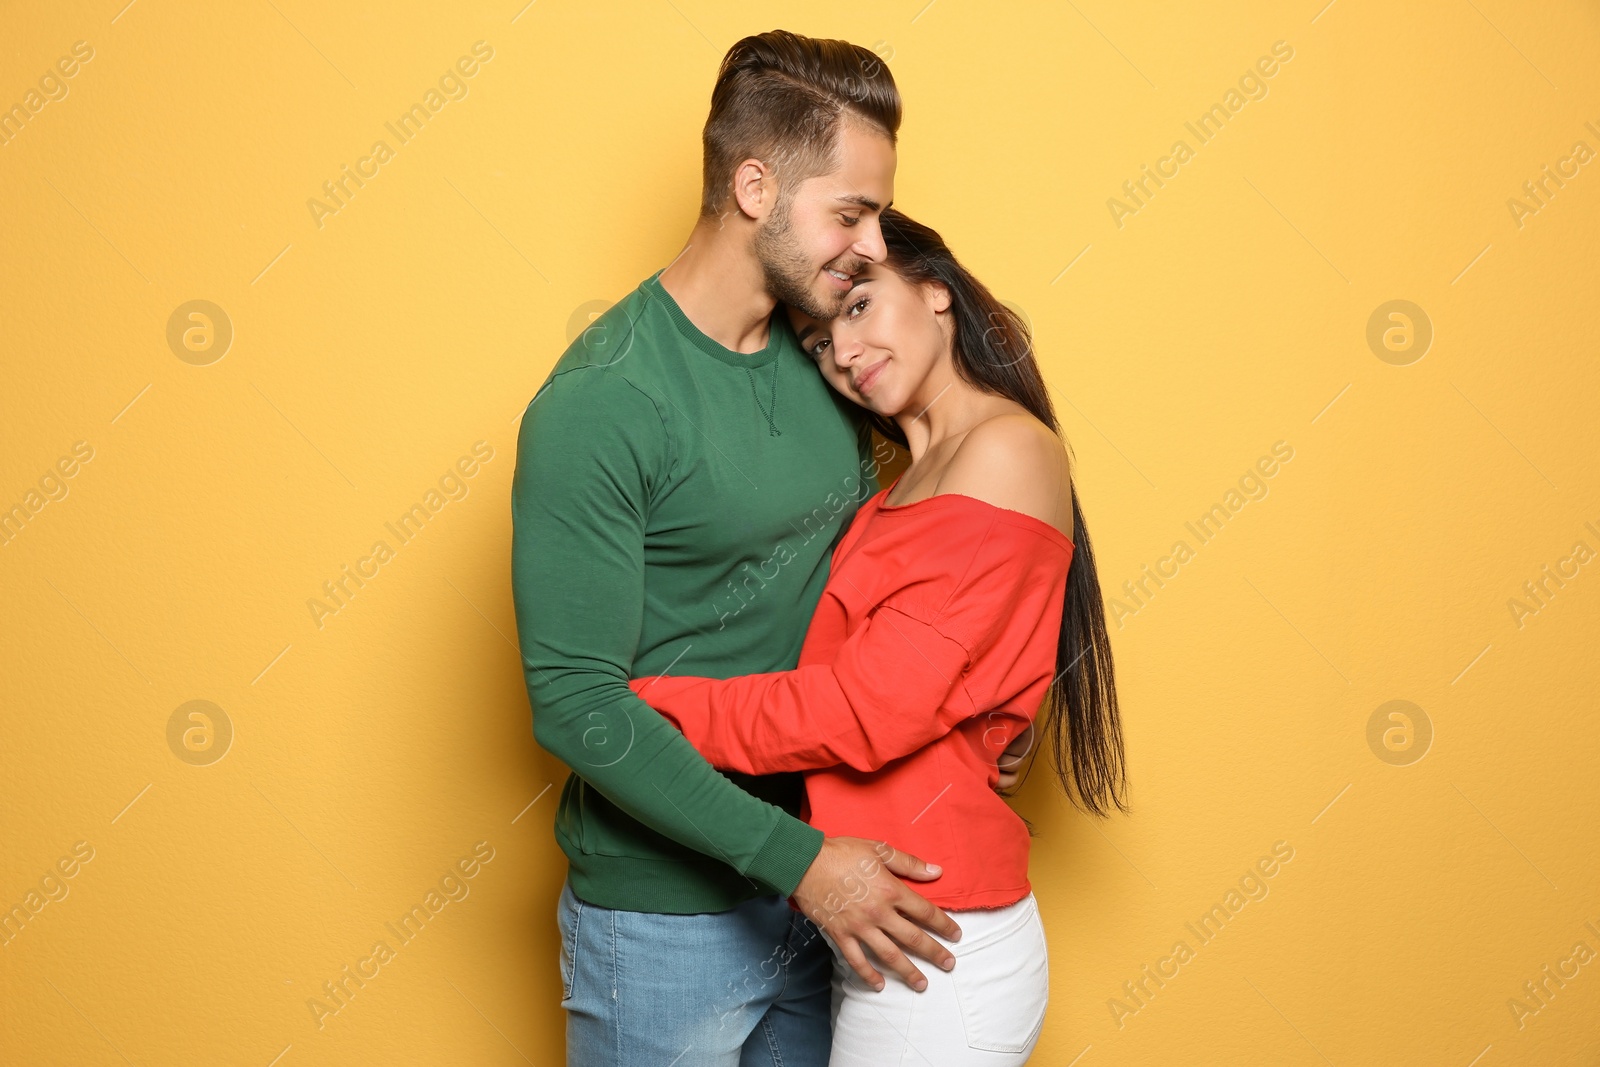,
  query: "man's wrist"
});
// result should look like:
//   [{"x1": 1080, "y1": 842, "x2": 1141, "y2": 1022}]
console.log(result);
[{"x1": 746, "y1": 814, "x2": 825, "y2": 899}]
